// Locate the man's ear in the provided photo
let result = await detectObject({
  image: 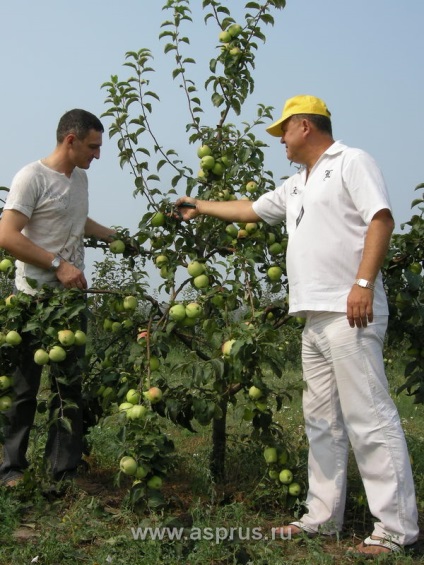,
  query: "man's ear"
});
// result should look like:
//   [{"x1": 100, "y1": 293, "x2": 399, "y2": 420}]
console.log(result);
[{"x1": 64, "y1": 132, "x2": 76, "y2": 146}]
